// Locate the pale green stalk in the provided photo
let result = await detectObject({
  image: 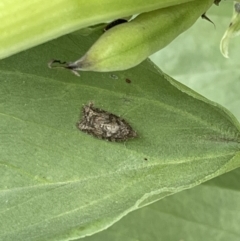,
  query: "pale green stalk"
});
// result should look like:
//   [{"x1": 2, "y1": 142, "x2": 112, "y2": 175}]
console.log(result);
[{"x1": 0, "y1": 0, "x2": 195, "y2": 59}]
